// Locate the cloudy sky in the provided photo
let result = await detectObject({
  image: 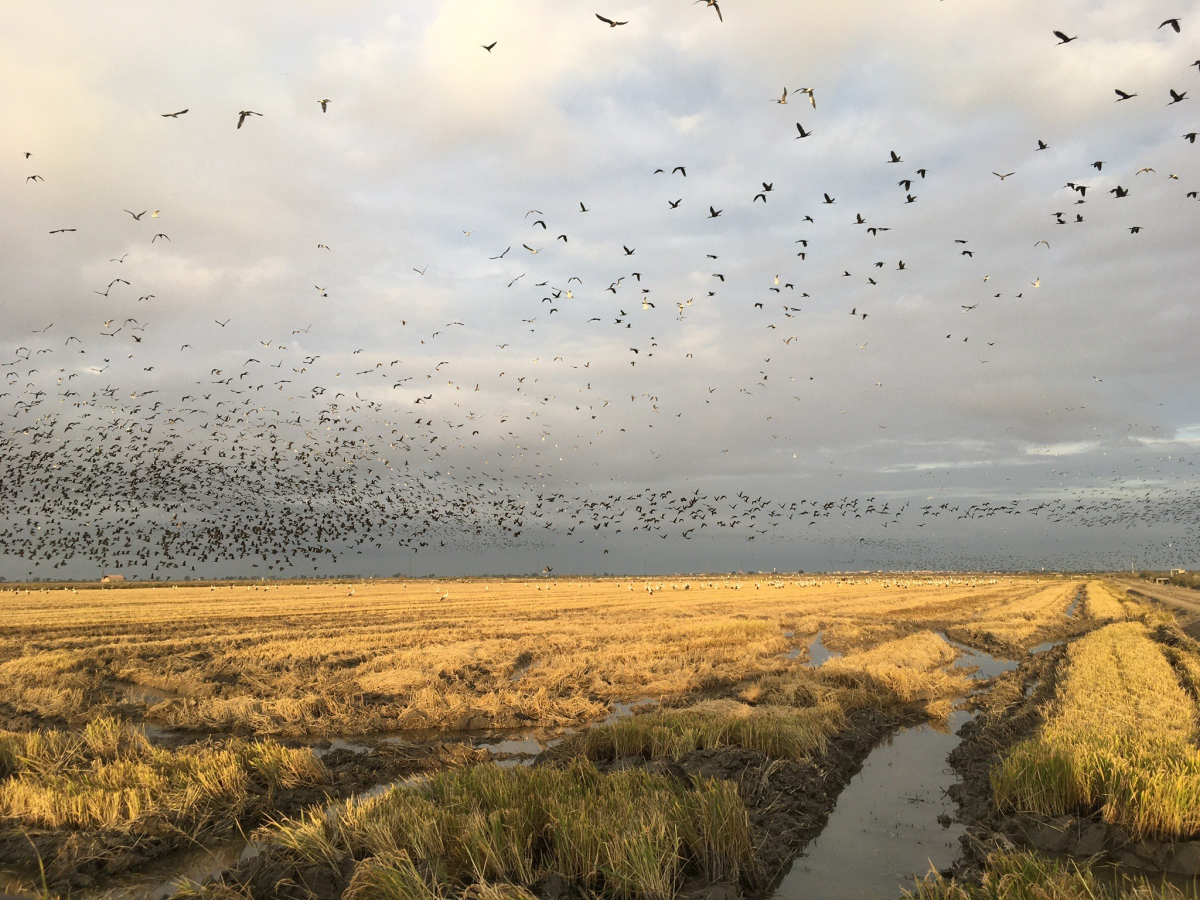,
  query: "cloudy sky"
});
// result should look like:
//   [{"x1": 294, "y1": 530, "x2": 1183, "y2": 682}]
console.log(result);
[{"x1": 2, "y1": 0, "x2": 1199, "y2": 577}]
